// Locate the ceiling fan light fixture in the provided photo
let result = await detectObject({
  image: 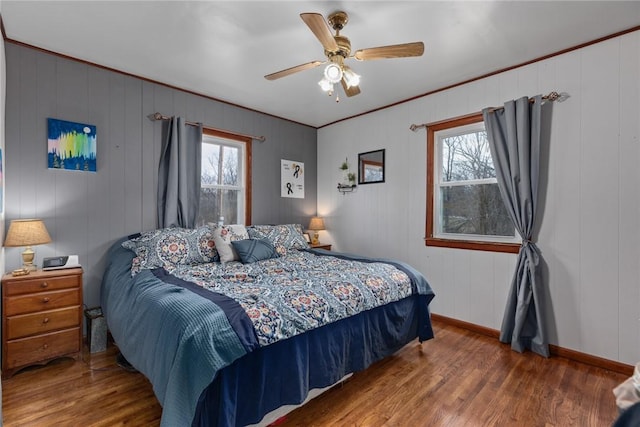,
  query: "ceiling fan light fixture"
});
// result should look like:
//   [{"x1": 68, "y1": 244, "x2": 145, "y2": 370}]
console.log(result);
[
  {"x1": 324, "y1": 63, "x2": 343, "y2": 83},
  {"x1": 266, "y1": 11, "x2": 425, "y2": 101},
  {"x1": 343, "y1": 67, "x2": 360, "y2": 88},
  {"x1": 318, "y1": 78, "x2": 333, "y2": 92}
]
